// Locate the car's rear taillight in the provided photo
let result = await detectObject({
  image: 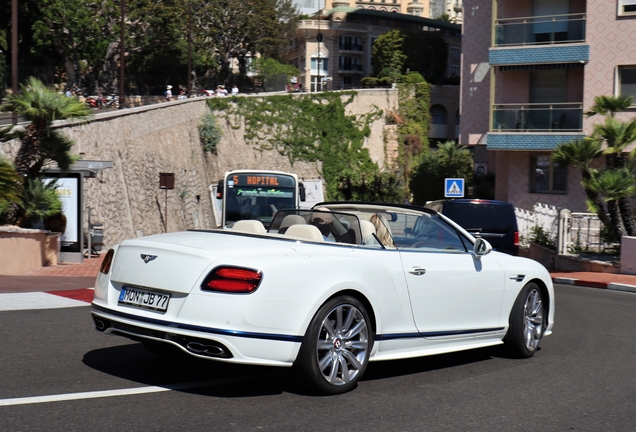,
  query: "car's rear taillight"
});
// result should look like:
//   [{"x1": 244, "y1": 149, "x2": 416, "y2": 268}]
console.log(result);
[
  {"x1": 99, "y1": 249, "x2": 115, "y2": 274},
  {"x1": 201, "y1": 266, "x2": 262, "y2": 293},
  {"x1": 514, "y1": 231, "x2": 519, "y2": 246}
]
